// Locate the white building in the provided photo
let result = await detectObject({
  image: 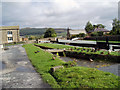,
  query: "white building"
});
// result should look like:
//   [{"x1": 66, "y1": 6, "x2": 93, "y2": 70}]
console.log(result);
[{"x1": 67, "y1": 28, "x2": 86, "y2": 39}]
